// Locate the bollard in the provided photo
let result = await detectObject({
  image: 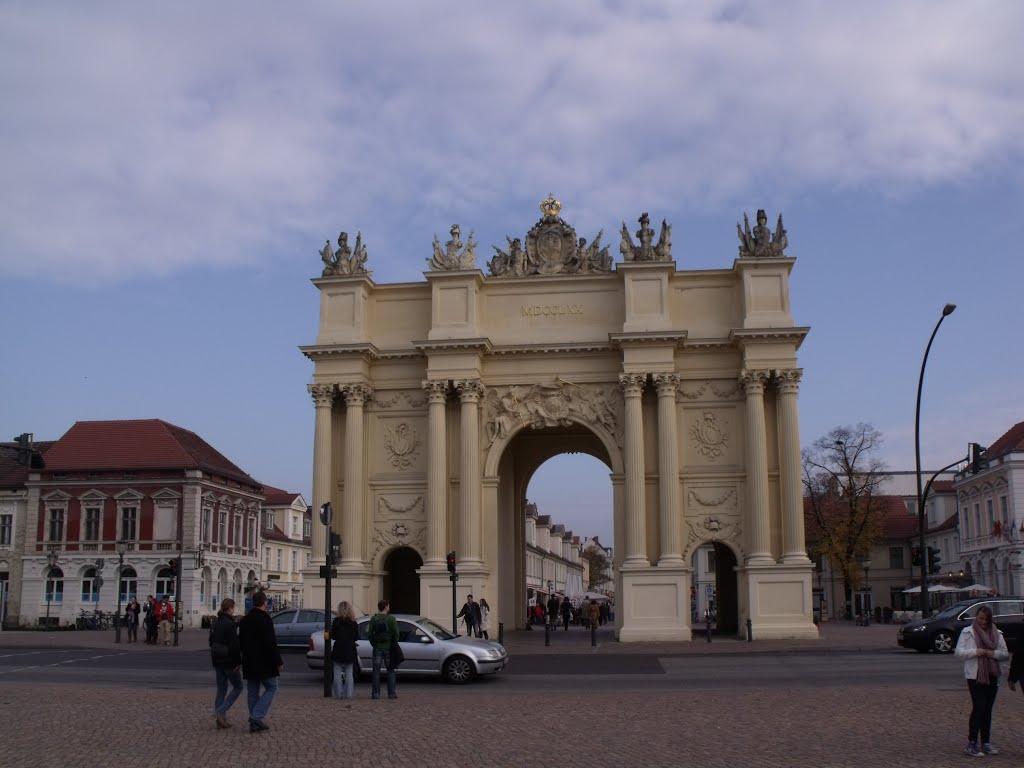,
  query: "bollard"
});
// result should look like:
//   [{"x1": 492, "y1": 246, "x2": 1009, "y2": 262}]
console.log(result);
[
  {"x1": 591, "y1": 622, "x2": 597, "y2": 647},
  {"x1": 544, "y1": 622, "x2": 550, "y2": 647},
  {"x1": 746, "y1": 618, "x2": 753, "y2": 642},
  {"x1": 706, "y1": 615, "x2": 712, "y2": 643},
  {"x1": 498, "y1": 622, "x2": 504, "y2": 645}
]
